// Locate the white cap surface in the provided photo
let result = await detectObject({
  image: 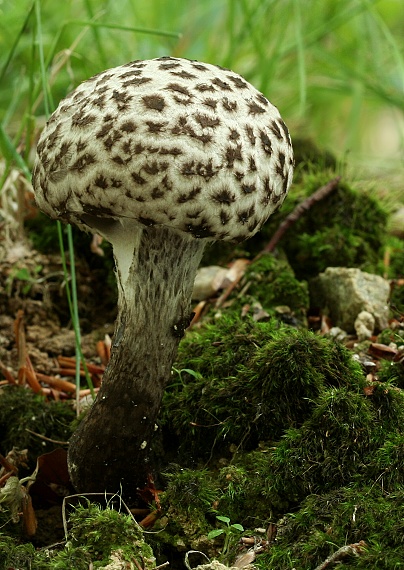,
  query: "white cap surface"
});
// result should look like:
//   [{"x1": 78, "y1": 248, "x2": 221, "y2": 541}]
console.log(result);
[{"x1": 33, "y1": 57, "x2": 293, "y2": 241}]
